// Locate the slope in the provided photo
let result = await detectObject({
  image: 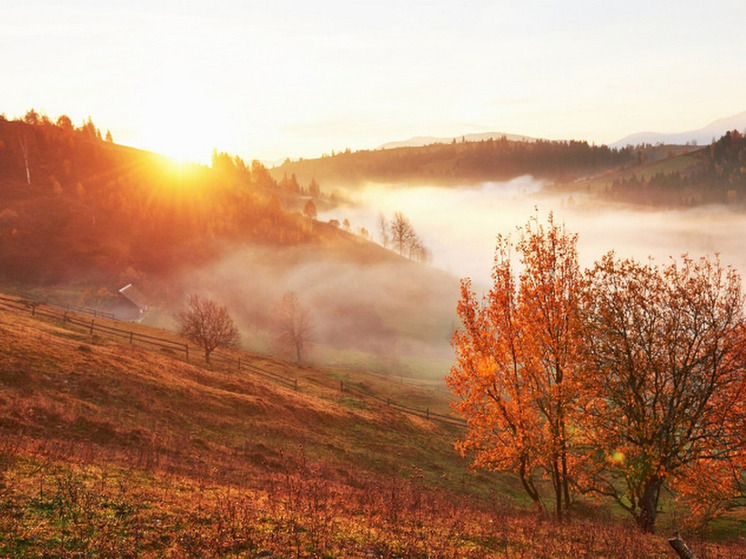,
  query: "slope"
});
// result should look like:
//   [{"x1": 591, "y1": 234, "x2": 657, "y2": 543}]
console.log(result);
[
  {"x1": 3, "y1": 295, "x2": 739, "y2": 557},
  {"x1": 0, "y1": 114, "x2": 459, "y2": 376}
]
